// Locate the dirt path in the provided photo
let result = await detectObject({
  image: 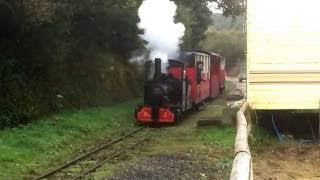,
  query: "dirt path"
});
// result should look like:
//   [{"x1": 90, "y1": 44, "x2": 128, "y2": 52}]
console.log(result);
[{"x1": 253, "y1": 143, "x2": 320, "y2": 180}]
